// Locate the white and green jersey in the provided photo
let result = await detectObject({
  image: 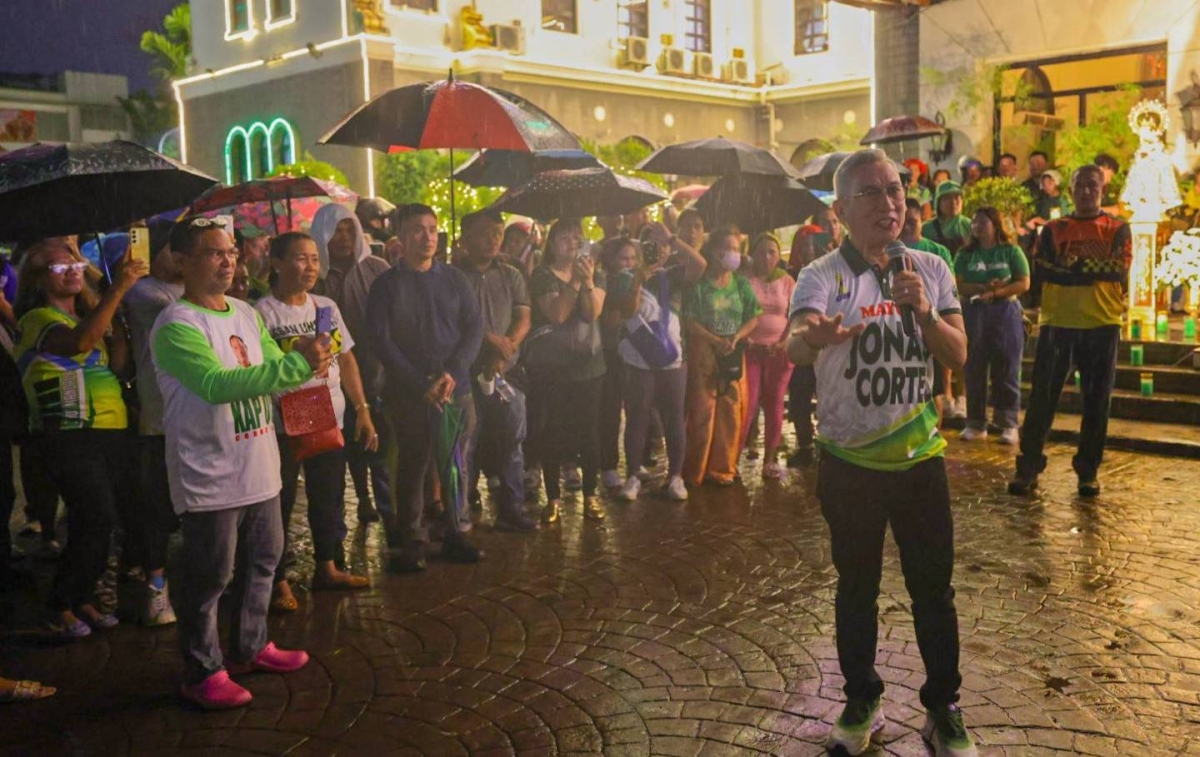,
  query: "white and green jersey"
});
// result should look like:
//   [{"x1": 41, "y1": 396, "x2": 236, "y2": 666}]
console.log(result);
[
  {"x1": 151, "y1": 298, "x2": 313, "y2": 514},
  {"x1": 789, "y1": 241, "x2": 961, "y2": 471}
]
